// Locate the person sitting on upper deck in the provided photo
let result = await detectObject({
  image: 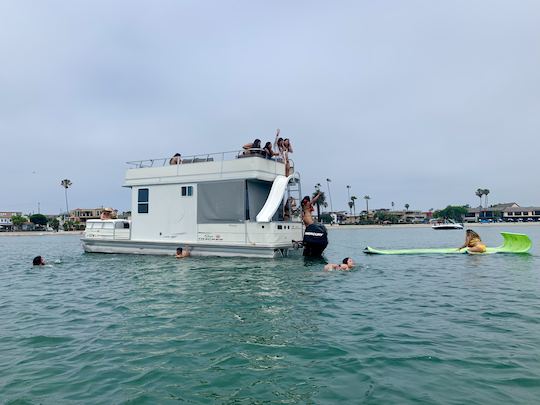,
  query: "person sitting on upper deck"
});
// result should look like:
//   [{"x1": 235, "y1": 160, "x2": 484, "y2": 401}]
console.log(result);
[
  {"x1": 262, "y1": 142, "x2": 279, "y2": 159},
  {"x1": 301, "y1": 192, "x2": 321, "y2": 227},
  {"x1": 169, "y1": 153, "x2": 182, "y2": 165},
  {"x1": 242, "y1": 139, "x2": 262, "y2": 156}
]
